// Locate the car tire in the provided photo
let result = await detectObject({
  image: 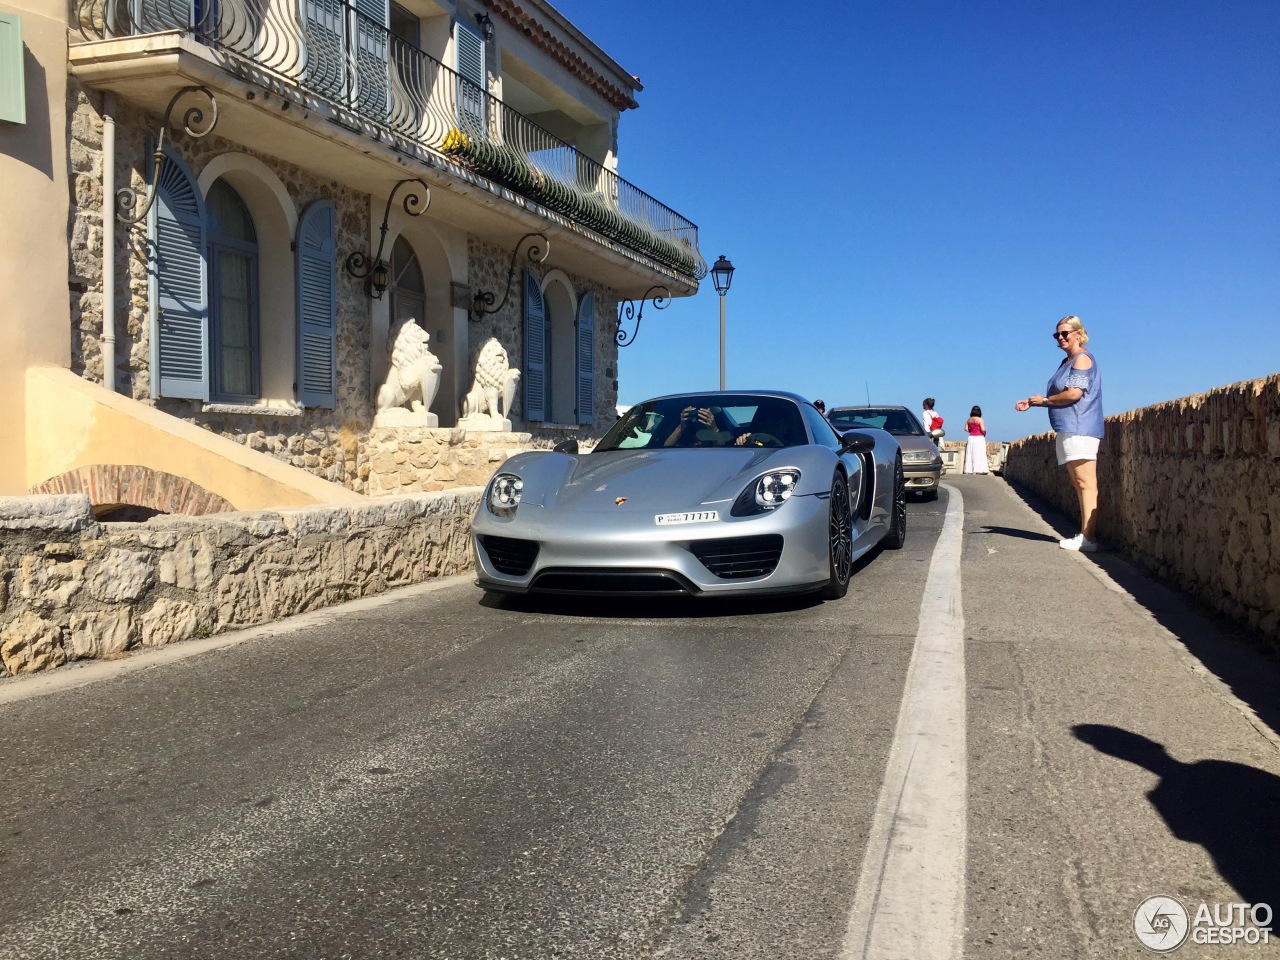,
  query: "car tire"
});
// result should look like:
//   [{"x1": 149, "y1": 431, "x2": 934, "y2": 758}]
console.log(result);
[
  {"x1": 921, "y1": 488, "x2": 939, "y2": 502},
  {"x1": 882, "y1": 457, "x2": 907, "y2": 550},
  {"x1": 819, "y1": 470, "x2": 853, "y2": 600}
]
